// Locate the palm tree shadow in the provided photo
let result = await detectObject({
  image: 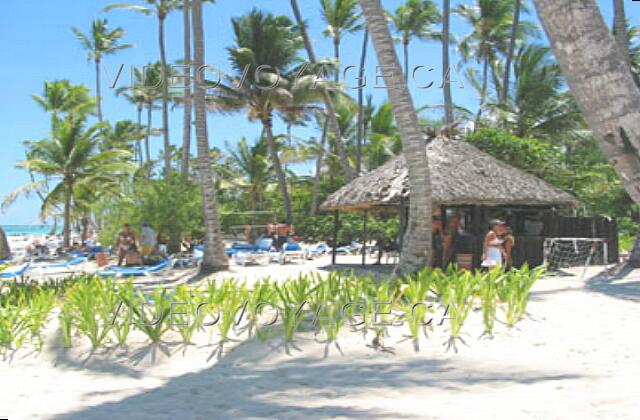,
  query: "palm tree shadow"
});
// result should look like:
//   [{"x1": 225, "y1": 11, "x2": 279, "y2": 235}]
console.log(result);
[
  {"x1": 585, "y1": 266, "x2": 640, "y2": 302},
  {"x1": 54, "y1": 332, "x2": 586, "y2": 420}
]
